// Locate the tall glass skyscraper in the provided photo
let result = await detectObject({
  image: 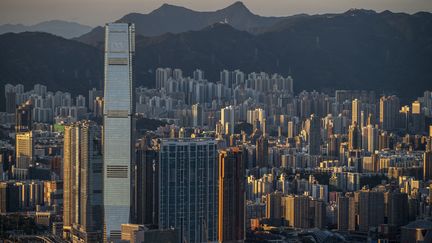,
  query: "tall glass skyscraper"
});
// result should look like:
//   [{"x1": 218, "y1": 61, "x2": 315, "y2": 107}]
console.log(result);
[
  {"x1": 158, "y1": 138, "x2": 218, "y2": 243},
  {"x1": 103, "y1": 22, "x2": 135, "y2": 241}
]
